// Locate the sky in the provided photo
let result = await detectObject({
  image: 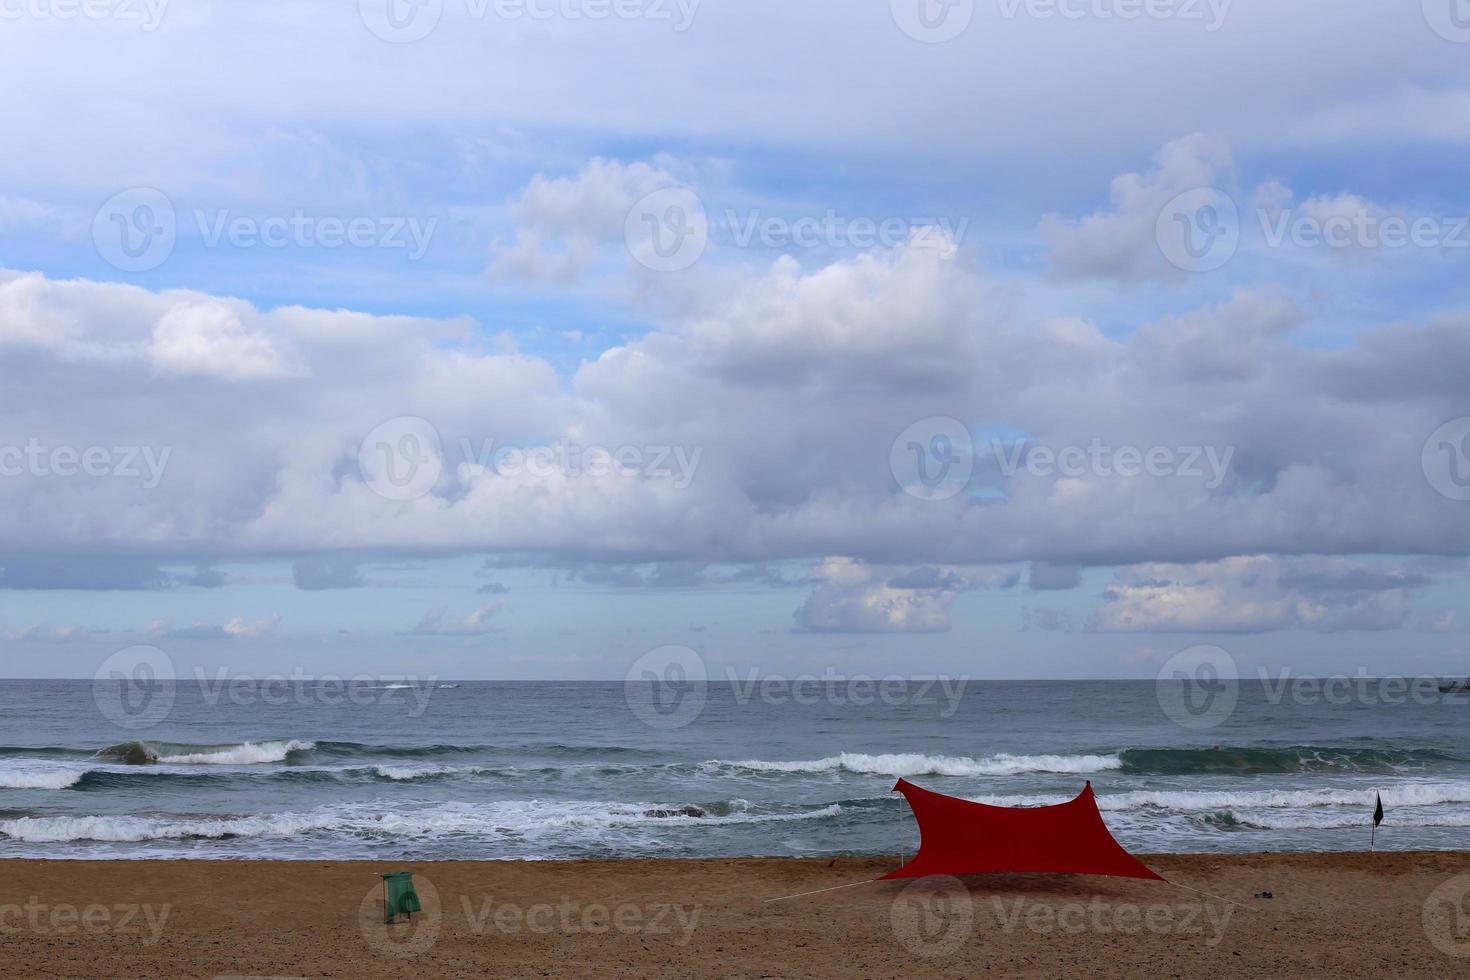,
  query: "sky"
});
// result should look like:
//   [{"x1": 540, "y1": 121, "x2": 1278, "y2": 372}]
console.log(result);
[{"x1": 2, "y1": 0, "x2": 1470, "y2": 680}]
